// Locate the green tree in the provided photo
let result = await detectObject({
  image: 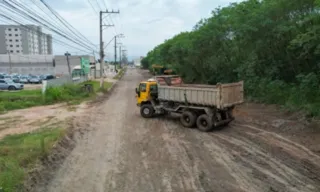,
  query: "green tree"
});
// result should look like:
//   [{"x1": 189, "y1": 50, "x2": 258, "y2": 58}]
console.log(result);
[{"x1": 143, "y1": 0, "x2": 320, "y2": 116}]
